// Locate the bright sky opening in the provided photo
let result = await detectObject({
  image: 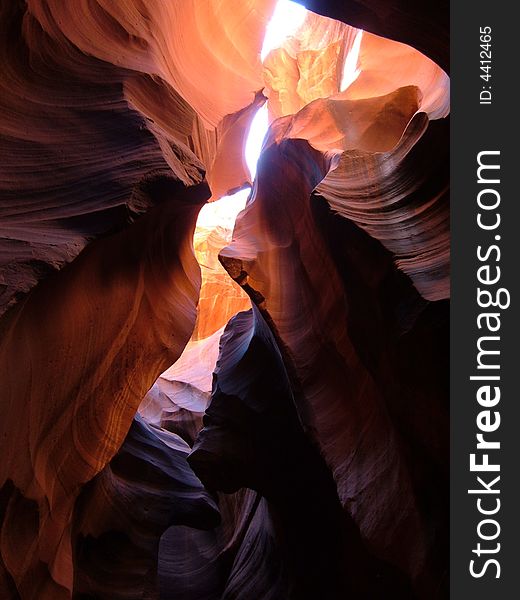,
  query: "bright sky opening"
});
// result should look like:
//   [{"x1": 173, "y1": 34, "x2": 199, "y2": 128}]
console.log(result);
[
  {"x1": 199, "y1": 1, "x2": 364, "y2": 225},
  {"x1": 260, "y1": 0, "x2": 308, "y2": 61},
  {"x1": 196, "y1": 187, "x2": 250, "y2": 231},
  {"x1": 246, "y1": 1, "x2": 309, "y2": 182},
  {"x1": 340, "y1": 29, "x2": 363, "y2": 91},
  {"x1": 244, "y1": 103, "x2": 269, "y2": 181}
]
